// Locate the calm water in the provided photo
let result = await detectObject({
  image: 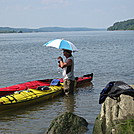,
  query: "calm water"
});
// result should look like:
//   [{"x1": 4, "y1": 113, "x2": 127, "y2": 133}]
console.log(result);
[{"x1": 0, "y1": 31, "x2": 134, "y2": 134}]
